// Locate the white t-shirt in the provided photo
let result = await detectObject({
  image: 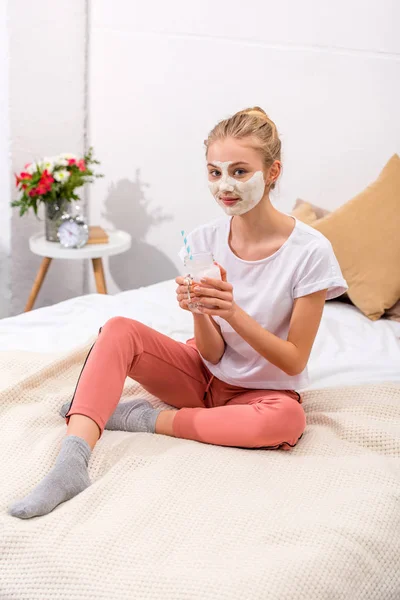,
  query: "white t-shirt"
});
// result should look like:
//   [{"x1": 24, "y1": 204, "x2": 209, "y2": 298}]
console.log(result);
[{"x1": 179, "y1": 215, "x2": 348, "y2": 391}]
